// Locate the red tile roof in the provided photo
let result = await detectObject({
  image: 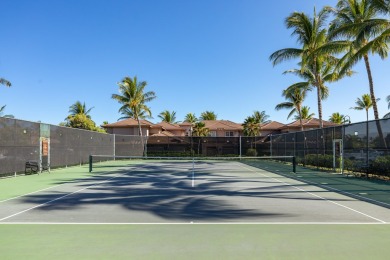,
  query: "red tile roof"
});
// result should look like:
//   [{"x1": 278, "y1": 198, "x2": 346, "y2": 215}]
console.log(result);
[
  {"x1": 102, "y1": 118, "x2": 155, "y2": 128},
  {"x1": 179, "y1": 122, "x2": 193, "y2": 126},
  {"x1": 260, "y1": 121, "x2": 284, "y2": 130},
  {"x1": 155, "y1": 121, "x2": 185, "y2": 131},
  {"x1": 202, "y1": 120, "x2": 243, "y2": 131},
  {"x1": 150, "y1": 130, "x2": 175, "y2": 137},
  {"x1": 282, "y1": 118, "x2": 338, "y2": 128}
]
